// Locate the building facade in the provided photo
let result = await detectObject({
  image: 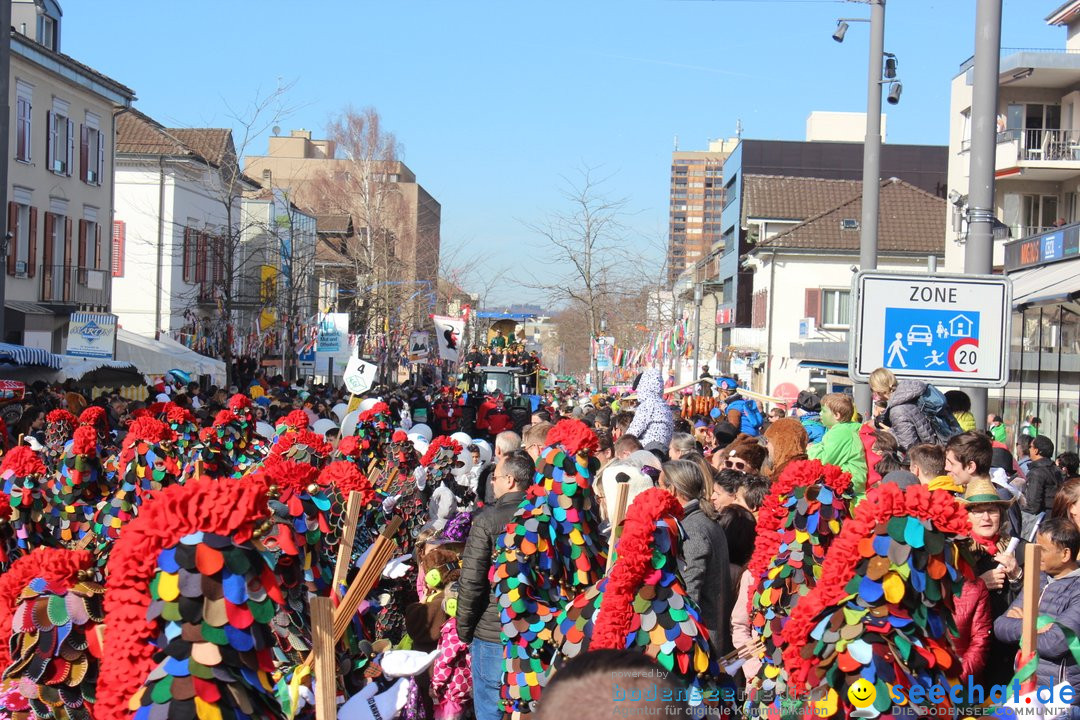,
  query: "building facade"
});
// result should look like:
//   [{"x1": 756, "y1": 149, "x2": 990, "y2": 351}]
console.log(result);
[
  {"x1": 243, "y1": 130, "x2": 441, "y2": 331},
  {"x1": 714, "y1": 139, "x2": 948, "y2": 362},
  {"x1": 667, "y1": 139, "x2": 736, "y2": 286},
  {"x1": 3, "y1": 5, "x2": 134, "y2": 350},
  {"x1": 112, "y1": 110, "x2": 254, "y2": 349}
]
